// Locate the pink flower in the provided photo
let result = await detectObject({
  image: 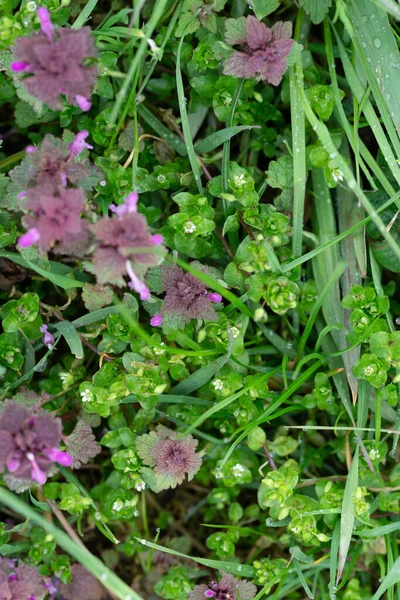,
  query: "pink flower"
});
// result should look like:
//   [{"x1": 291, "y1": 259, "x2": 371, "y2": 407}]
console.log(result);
[
  {"x1": 18, "y1": 227, "x2": 40, "y2": 248},
  {"x1": 0, "y1": 401, "x2": 73, "y2": 488},
  {"x1": 11, "y1": 8, "x2": 97, "y2": 110},
  {"x1": 109, "y1": 192, "x2": 139, "y2": 218},
  {"x1": 150, "y1": 313, "x2": 163, "y2": 327},
  {"x1": 223, "y1": 16, "x2": 294, "y2": 85},
  {"x1": 68, "y1": 130, "x2": 93, "y2": 158}
]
